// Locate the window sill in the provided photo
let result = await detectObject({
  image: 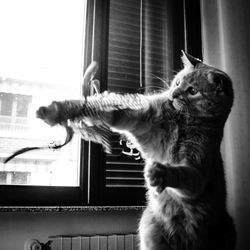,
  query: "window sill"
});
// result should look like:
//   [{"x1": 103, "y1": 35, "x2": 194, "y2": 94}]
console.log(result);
[{"x1": 0, "y1": 206, "x2": 145, "y2": 213}]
